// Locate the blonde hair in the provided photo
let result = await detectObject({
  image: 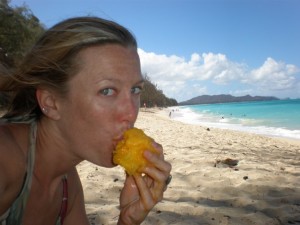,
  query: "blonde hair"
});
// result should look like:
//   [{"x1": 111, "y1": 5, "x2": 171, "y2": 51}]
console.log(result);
[{"x1": 0, "y1": 16, "x2": 137, "y2": 118}]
